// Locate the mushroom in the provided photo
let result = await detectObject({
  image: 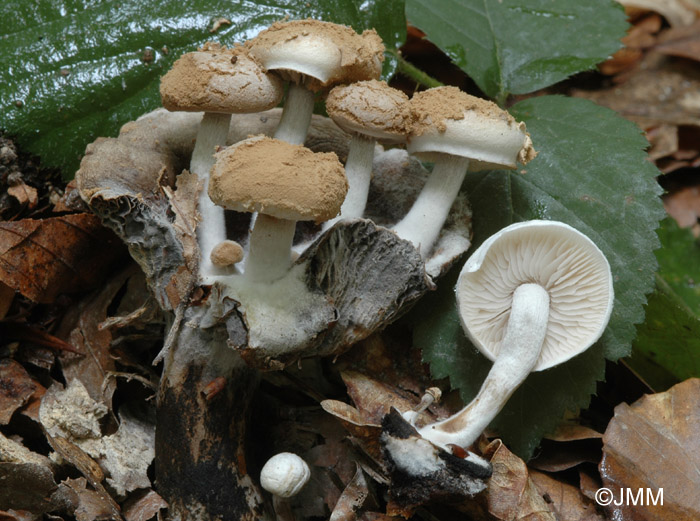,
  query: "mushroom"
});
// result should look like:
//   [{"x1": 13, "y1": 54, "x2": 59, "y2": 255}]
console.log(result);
[
  {"x1": 246, "y1": 19, "x2": 384, "y2": 145},
  {"x1": 160, "y1": 43, "x2": 283, "y2": 280},
  {"x1": 418, "y1": 220, "x2": 614, "y2": 449},
  {"x1": 392, "y1": 87, "x2": 536, "y2": 259},
  {"x1": 210, "y1": 239, "x2": 244, "y2": 268},
  {"x1": 260, "y1": 452, "x2": 310, "y2": 521},
  {"x1": 208, "y1": 136, "x2": 347, "y2": 283},
  {"x1": 324, "y1": 79, "x2": 410, "y2": 224}
]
